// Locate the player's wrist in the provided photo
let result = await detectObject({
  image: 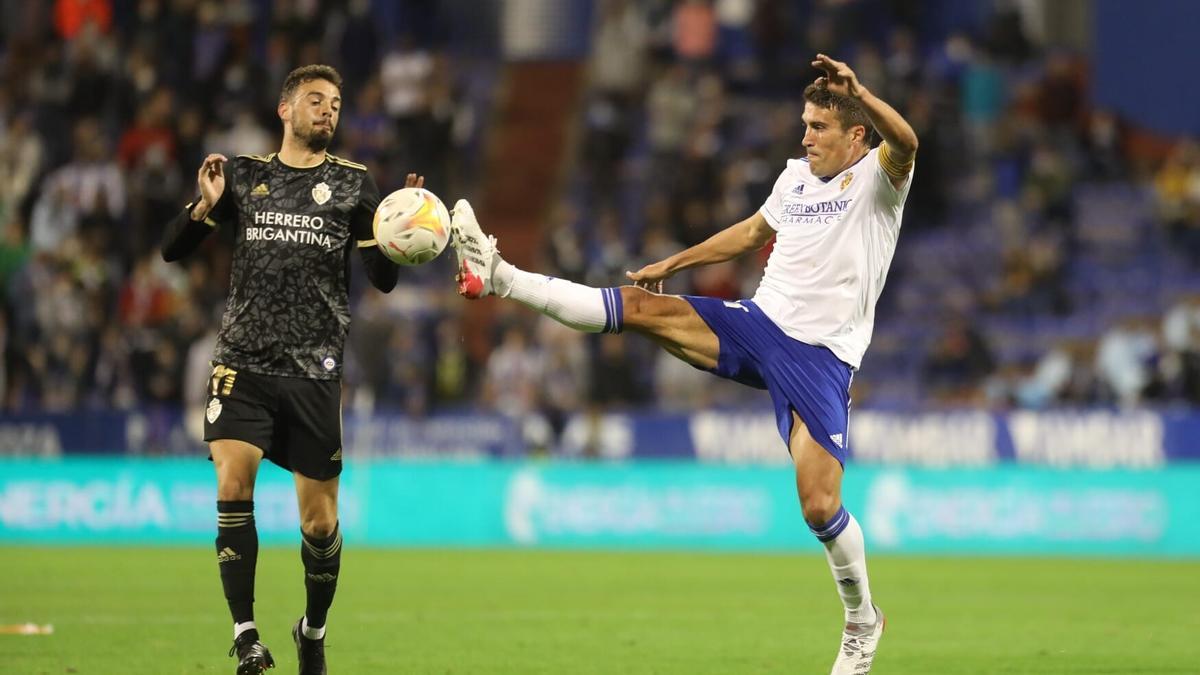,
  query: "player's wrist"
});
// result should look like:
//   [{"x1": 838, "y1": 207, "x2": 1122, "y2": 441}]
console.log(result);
[
  {"x1": 190, "y1": 200, "x2": 212, "y2": 221},
  {"x1": 852, "y1": 84, "x2": 872, "y2": 101}
]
